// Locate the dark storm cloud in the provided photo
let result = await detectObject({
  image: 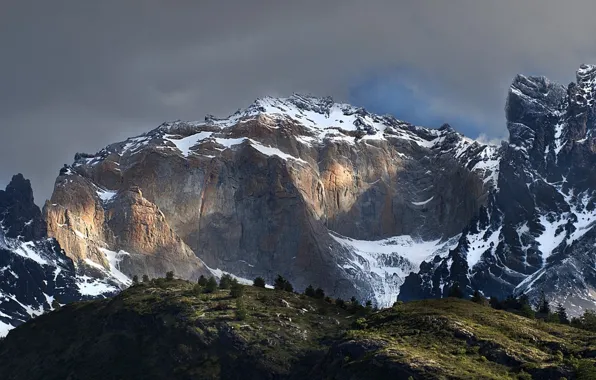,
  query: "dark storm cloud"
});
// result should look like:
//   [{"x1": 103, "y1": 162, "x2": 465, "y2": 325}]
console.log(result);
[{"x1": 2, "y1": 0, "x2": 596, "y2": 202}]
